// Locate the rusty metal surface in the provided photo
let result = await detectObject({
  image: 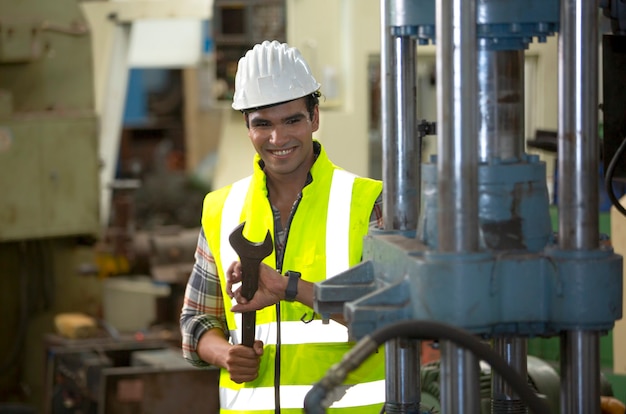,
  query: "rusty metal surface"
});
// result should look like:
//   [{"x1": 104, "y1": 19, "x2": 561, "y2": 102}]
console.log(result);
[{"x1": 100, "y1": 366, "x2": 219, "y2": 414}]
